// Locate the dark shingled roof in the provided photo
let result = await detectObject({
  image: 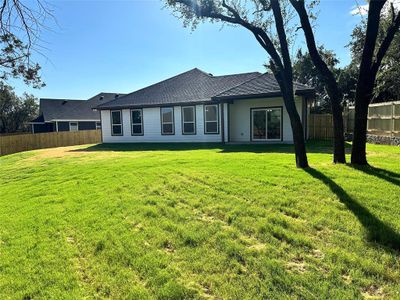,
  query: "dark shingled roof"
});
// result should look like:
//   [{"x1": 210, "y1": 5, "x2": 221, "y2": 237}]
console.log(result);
[
  {"x1": 213, "y1": 73, "x2": 315, "y2": 100},
  {"x1": 97, "y1": 69, "x2": 314, "y2": 110},
  {"x1": 33, "y1": 92, "x2": 123, "y2": 122},
  {"x1": 96, "y1": 68, "x2": 262, "y2": 109}
]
